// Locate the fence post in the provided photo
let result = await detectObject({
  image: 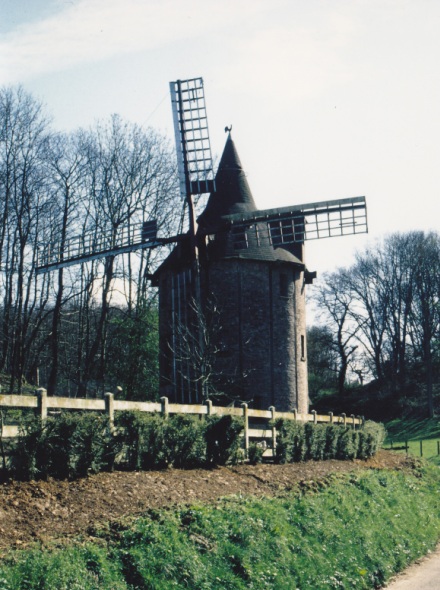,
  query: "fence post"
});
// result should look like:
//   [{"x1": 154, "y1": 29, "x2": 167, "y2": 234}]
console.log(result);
[
  {"x1": 351, "y1": 415, "x2": 356, "y2": 429},
  {"x1": 36, "y1": 388, "x2": 47, "y2": 422},
  {"x1": 205, "y1": 399, "x2": 213, "y2": 416},
  {"x1": 341, "y1": 413, "x2": 346, "y2": 426},
  {"x1": 104, "y1": 392, "x2": 115, "y2": 429},
  {"x1": 241, "y1": 403, "x2": 249, "y2": 458},
  {"x1": 420, "y1": 439, "x2": 423, "y2": 457},
  {"x1": 312, "y1": 410, "x2": 317, "y2": 424},
  {"x1": 328, "y1": 412, "x2": 333, "y2": 424},
  {"x1": 269, "y1": 406, "x2": 277, "y2": 457},
  {"x1": 293, "y1": 409, "x2": 298, "y2": 422},
  {"x1": 161, "y1": 396, "x2": 169, "y2": 419}
]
